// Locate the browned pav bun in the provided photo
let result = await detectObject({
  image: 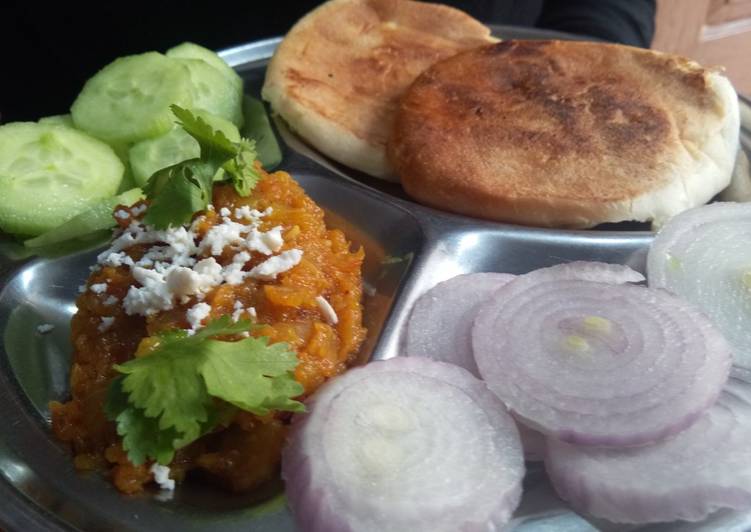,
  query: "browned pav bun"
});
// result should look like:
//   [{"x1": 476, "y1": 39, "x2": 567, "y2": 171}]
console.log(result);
[
  {"x1": 389, "y1": 40, "x2": 740, "y2": 228},
  {"x1": 262, "y1": 0, "x2": 496, "y2": 181}
]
